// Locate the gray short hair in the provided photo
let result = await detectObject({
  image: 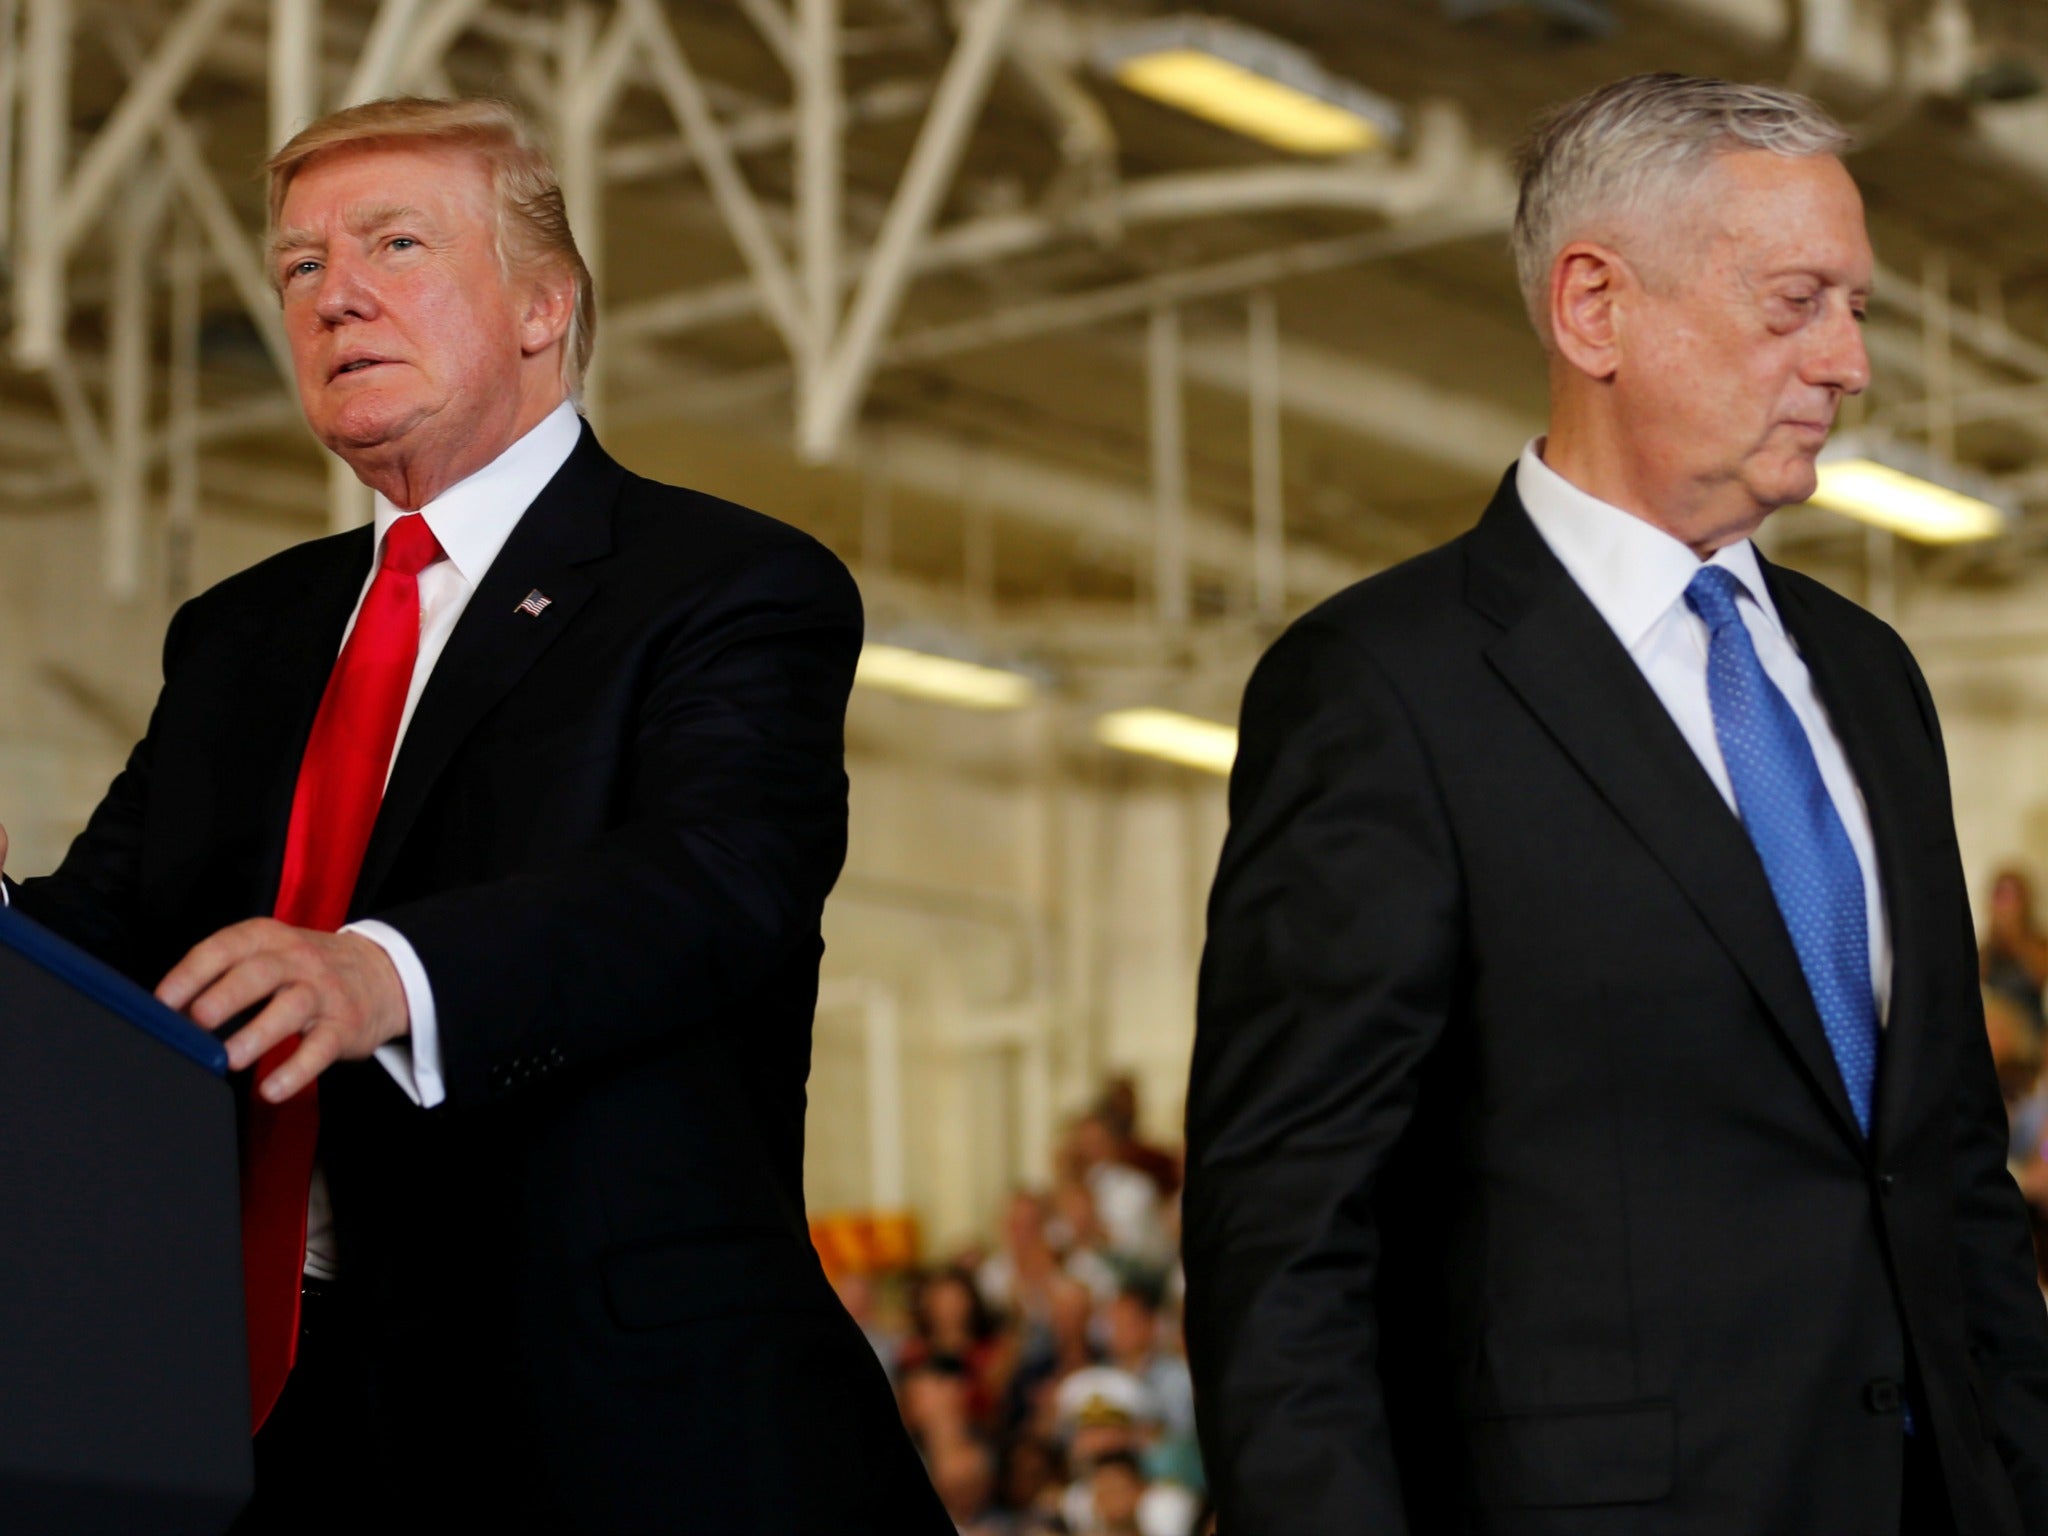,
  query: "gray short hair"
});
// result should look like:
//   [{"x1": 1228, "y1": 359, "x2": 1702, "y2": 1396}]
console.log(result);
[{"x1": 1512, "y1": 73, "x2": 1852, "y2": 342}]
